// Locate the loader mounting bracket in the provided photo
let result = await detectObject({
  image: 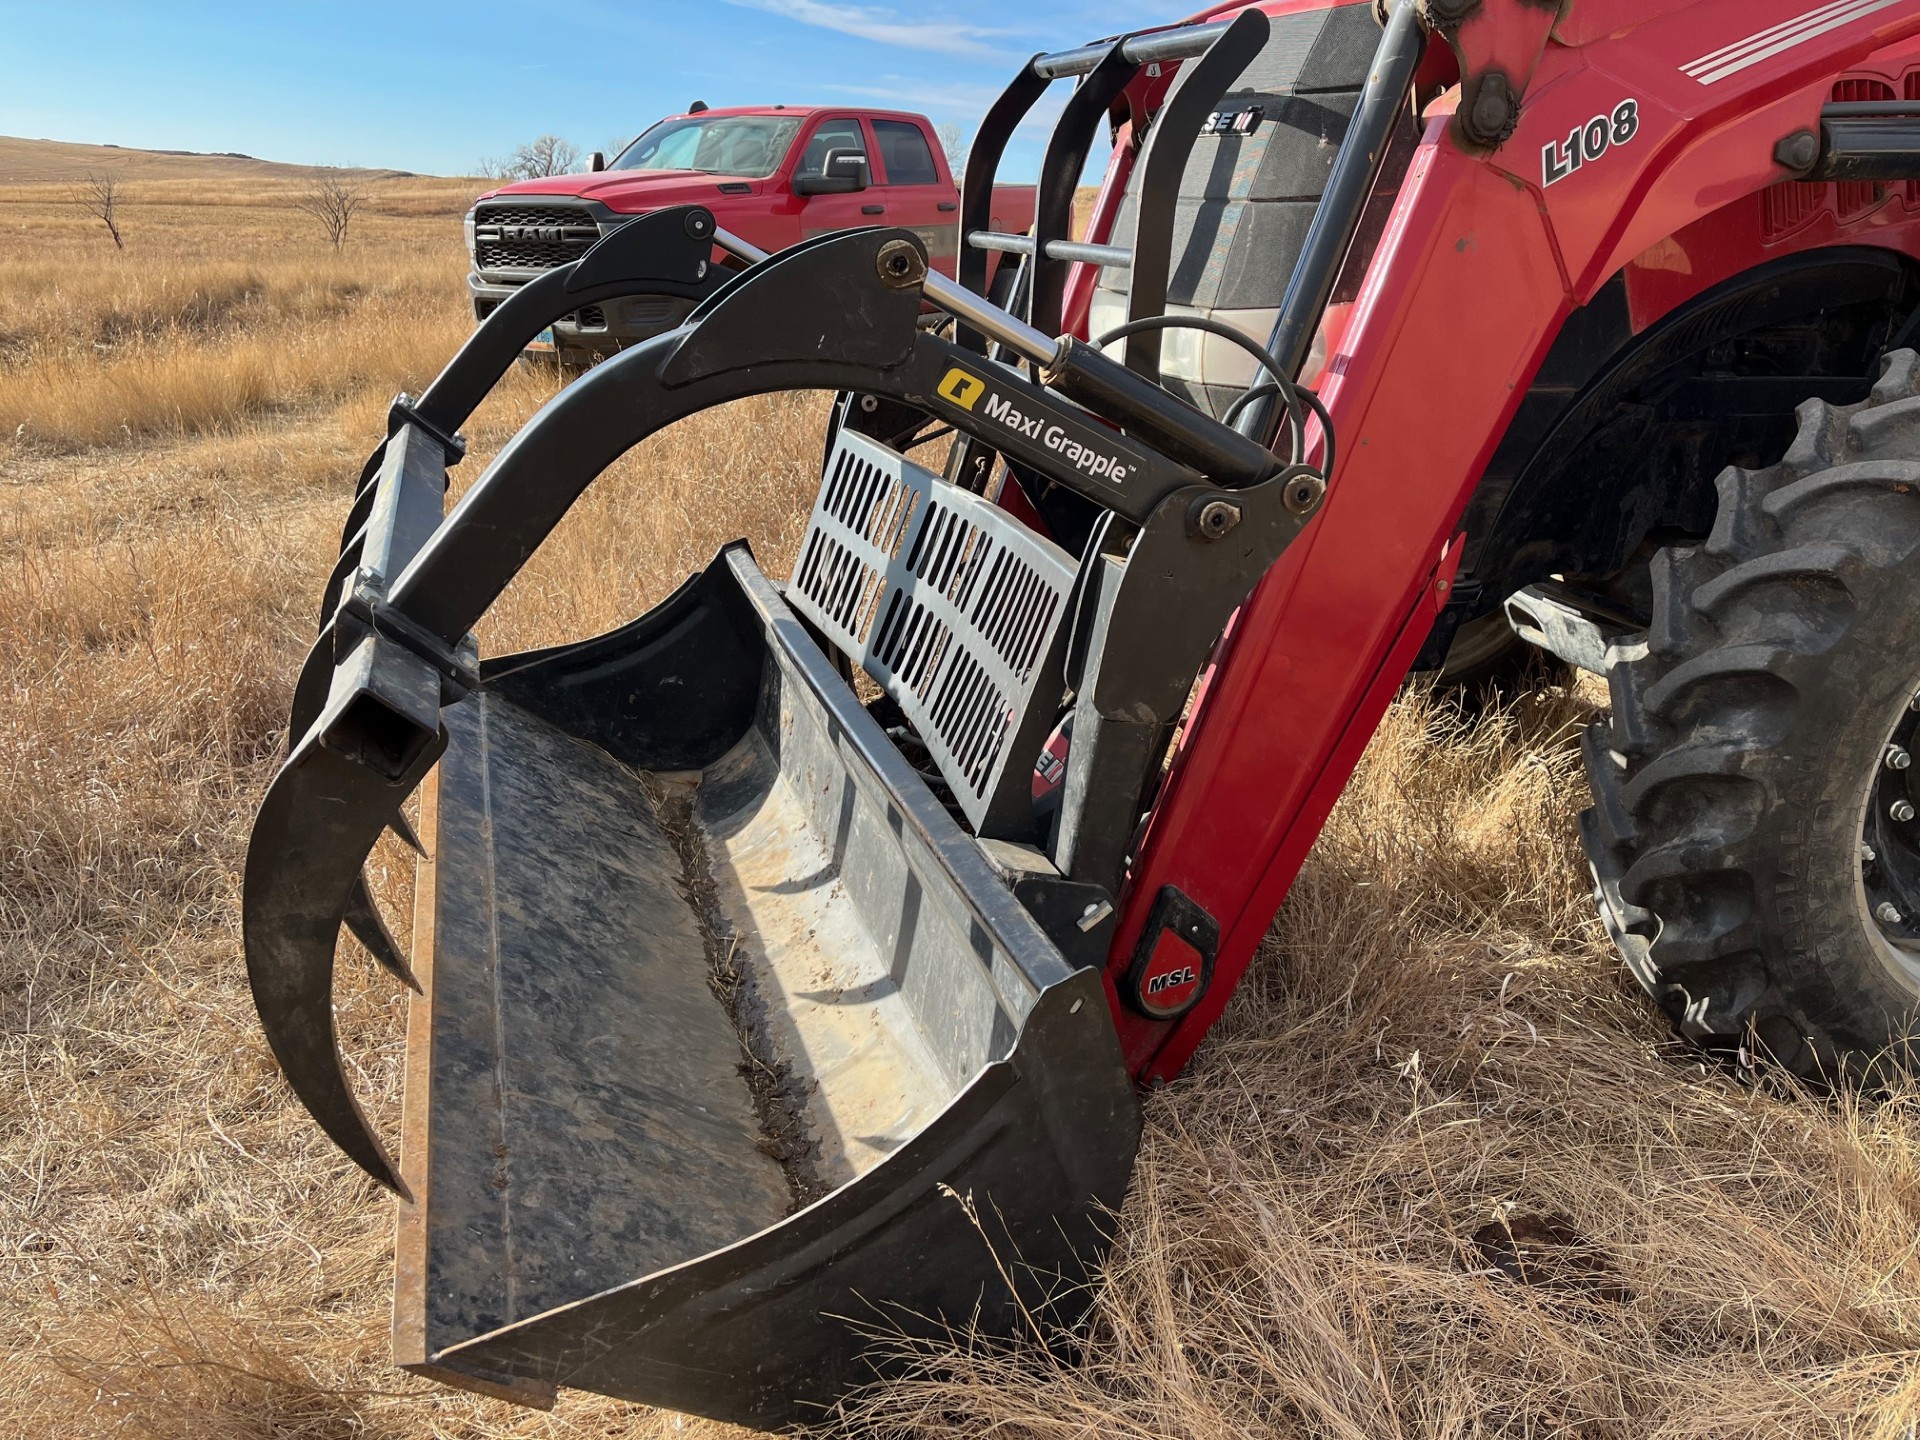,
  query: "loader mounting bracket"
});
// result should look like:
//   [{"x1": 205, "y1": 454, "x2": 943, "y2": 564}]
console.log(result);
[{"x1": 1422, "y1": 0, "x2": 1560, "y2": 158}]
